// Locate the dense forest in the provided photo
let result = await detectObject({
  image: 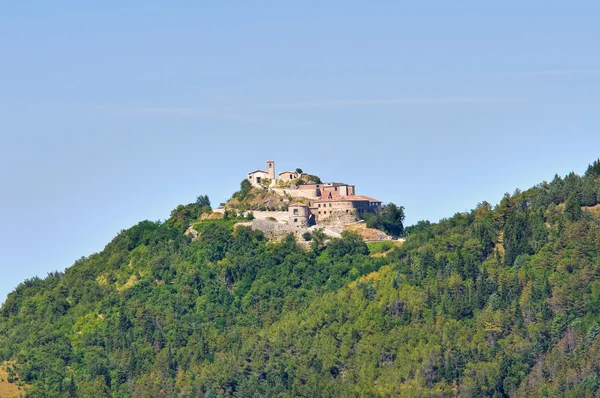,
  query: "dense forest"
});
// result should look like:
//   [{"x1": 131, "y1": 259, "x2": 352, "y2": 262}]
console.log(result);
[{"x1": 2, "y1": 160, "x2": 600, "y2": 397}]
